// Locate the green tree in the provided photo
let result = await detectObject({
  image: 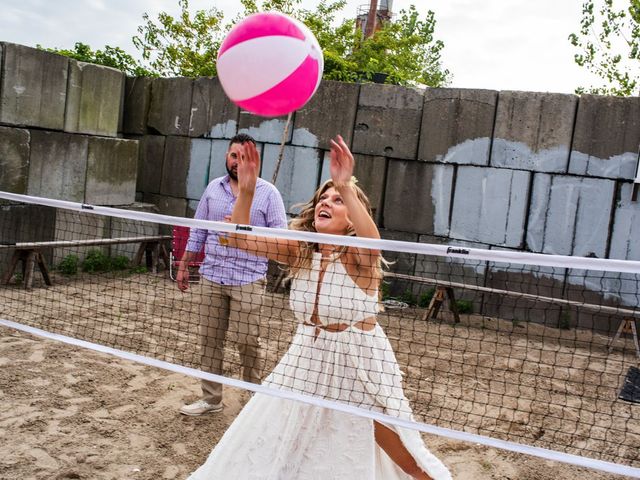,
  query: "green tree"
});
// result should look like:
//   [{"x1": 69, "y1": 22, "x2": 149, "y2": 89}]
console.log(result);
[
  {"x1": 133, "y1": 0, "x2": 450, "y2": 86},
  {"x1": 569, "y1": 0, "x2": 640, "y2": 96},
  {"x1": 132, "y1": 0, "x2": 225, "y2": 77},
  {"x1": 344, "y1": 6, "x2": 450, "y2": 86},
  {"x1": 43, "y1": 0, "x2": 451, "y2": 87},
  {"x1": 40, "y1": 42, "x2": 152, "y2": 77}
]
